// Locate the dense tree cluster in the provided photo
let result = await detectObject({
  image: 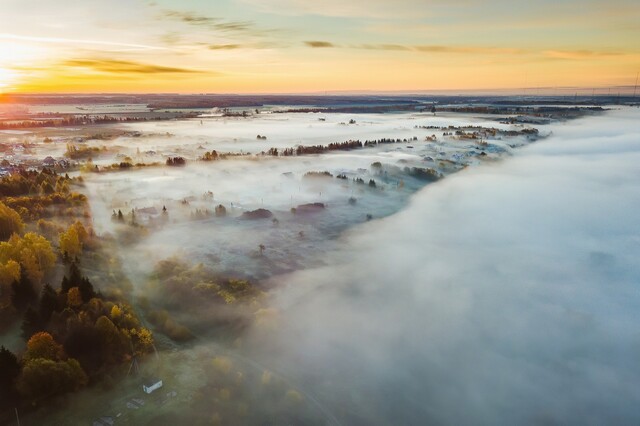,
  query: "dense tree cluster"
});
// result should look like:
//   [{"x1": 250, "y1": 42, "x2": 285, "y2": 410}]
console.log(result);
[
  {"x1": 201, "y1": 150, "x2": 219, "y2": 161},
  {"x1": 260, "y1": 138, "x2": 413, "y2": 158},
  {"x1": 0, "y1": 114, "x2": 191, "y2": 130},
  {"x1": 0, "y1": 263, "x2": 153, "y2": 410},
  {"x1": 404, "y1": 167, "x2": 442, "y2": 182},
  {"x1": 166, "y1": 156, "x2": 186, "y2": 166},
  {"x1": 303, "y1": 171, "x2": 333, "y2": 179},
  {"x1": 0, "y1": 169, "x2": 86, "y2": 221},
  {"x1": 65, "y1": 143, "x2": 103, "y2": 159},
  {"x1": 0, "y1": 167, "x2": 153, "y2": 418},
  {"x1": 199, "y1": 150, "x2": 250, "y2": 161},
  {"x1": 142, "y1": 258, "x2": 264, "y2": 341}
]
